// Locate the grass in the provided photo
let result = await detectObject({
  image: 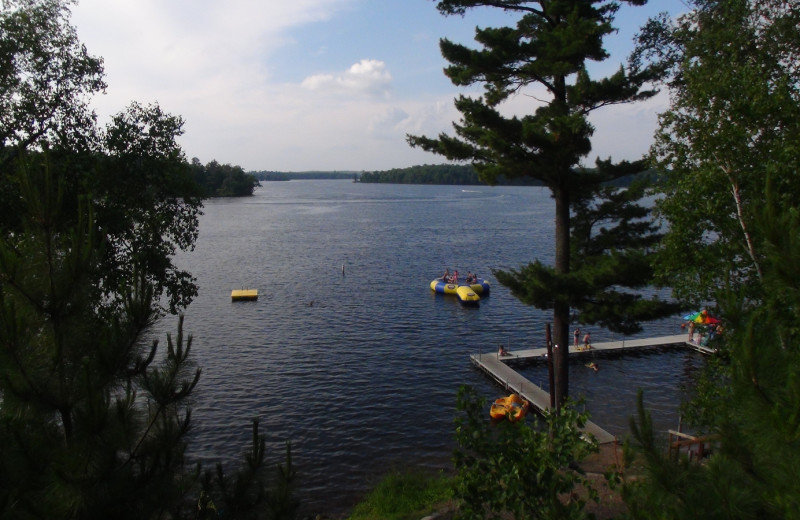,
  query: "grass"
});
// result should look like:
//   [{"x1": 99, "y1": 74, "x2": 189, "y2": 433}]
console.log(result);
[{"x1": 346, "y1": 469, "x2": 455, "y2": 520}]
